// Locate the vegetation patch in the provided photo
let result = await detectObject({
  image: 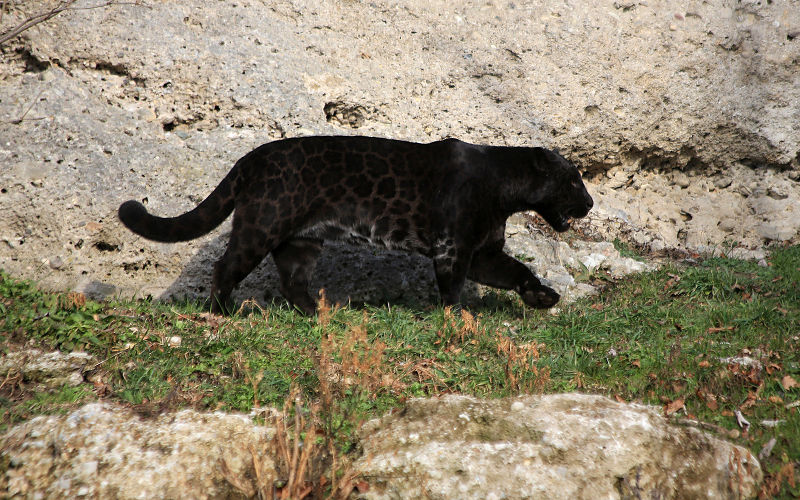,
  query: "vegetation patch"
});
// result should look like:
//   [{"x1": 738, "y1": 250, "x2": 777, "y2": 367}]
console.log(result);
[{"x1": 1, "y1": 244, "x2": 799, "y2": 498}]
